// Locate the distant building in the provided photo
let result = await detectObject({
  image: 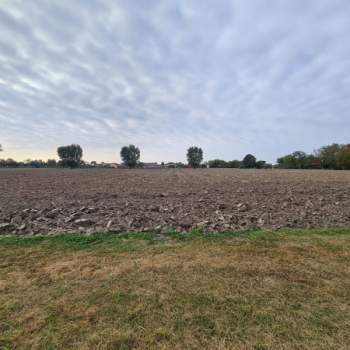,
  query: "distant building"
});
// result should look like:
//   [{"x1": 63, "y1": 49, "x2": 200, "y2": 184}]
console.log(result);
[
  {"x1": 116, "y1": 163, "x2": 128, "y2": 169},
  {"x1": 99, "y1": 162, "x2": 119, "y2": 168},
  {"x1": 142, "y1": 162, "x2": 162, "y2": 169},
  {"x1": 165, "y1": 162, "x2": 186, "y2": 168},
  {"x1": 108, "y1": 163, "x2": 119, "y2": 168}
]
